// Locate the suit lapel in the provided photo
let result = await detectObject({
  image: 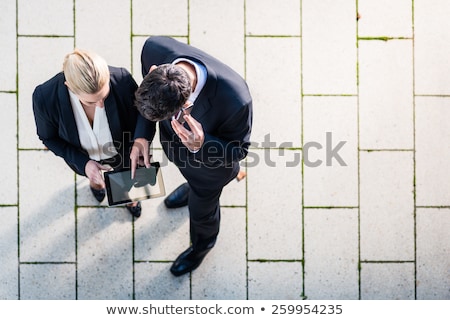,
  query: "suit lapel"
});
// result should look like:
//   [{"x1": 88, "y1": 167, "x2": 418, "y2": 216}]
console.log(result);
[
  {"x1": 187, "y1": 59, "x2": 217, "y2": 123},
  {"x1": 104, "y1": 84, "x2": 123, "y2": 149}
]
